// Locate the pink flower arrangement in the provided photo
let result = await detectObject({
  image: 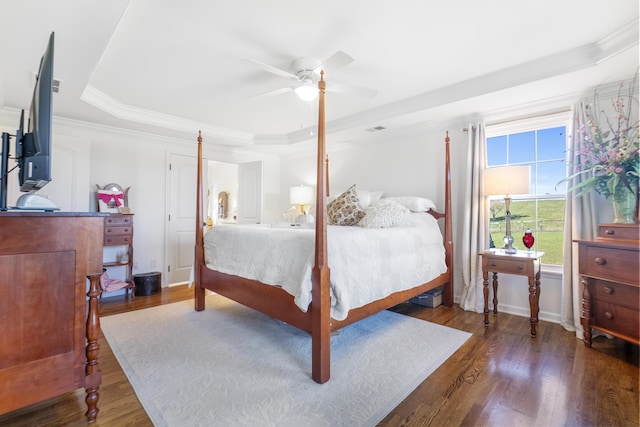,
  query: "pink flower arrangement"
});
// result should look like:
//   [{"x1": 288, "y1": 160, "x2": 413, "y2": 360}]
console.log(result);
[{"x1": 567, "y1": 73, "x2": 639, "y2": 199}]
